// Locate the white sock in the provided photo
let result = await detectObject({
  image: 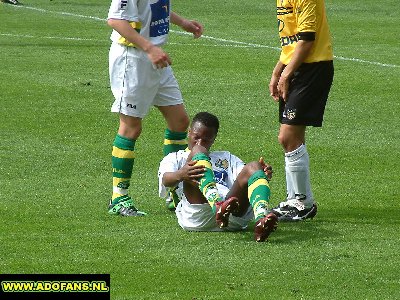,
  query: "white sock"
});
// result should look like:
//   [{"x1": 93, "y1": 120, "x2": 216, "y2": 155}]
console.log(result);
[
  {"x1": 285, "y1": 156, "x2": 295, "y2": 199},
  {"x1": 285, "y1": 144, "x2": 314, "y2": 204}
]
